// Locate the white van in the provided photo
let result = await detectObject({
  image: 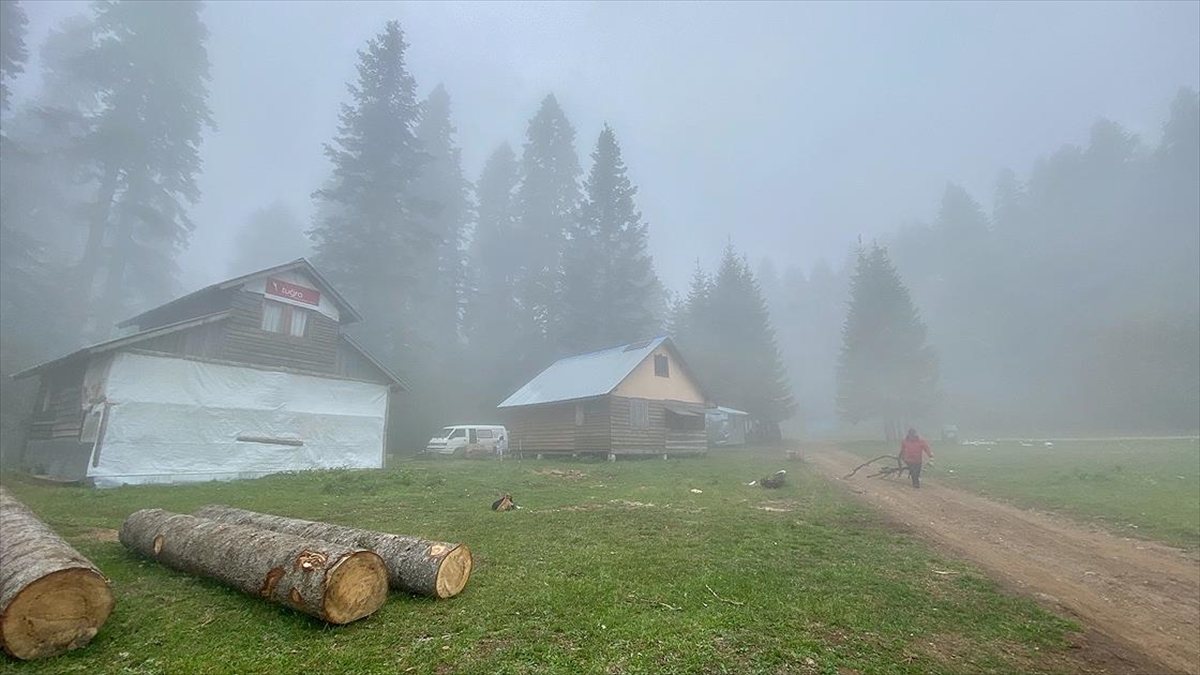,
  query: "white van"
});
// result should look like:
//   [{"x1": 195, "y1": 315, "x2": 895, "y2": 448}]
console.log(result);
[{"x1": 425, "y1": 425, "x2": 509, "y2": 458}]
